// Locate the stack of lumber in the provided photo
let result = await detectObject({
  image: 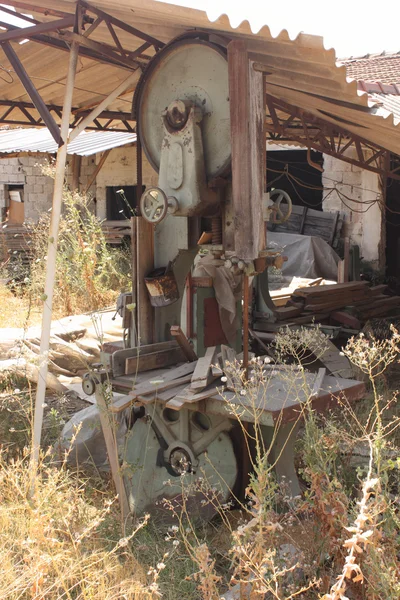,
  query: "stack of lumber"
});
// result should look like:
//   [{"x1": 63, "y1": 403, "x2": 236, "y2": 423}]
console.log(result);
[
  {"x1": 270, "y1": 276, "x2": 326, "y2": 307},
  {"x1": 109, "y1": 341, "x2": 365, "y2": 423},
  {"x1": 290, "y1": 281, "x2": 400, "y2": 321},
  {"x1": 267, "y1": 205, "x2": 344, "y2": 248},
  {"x1": 254, "y1": 281, "x2": 400, "y2": 332},
  {"x1": 0, "y1": 223, "x2": 33, "y2": 262},
  {"x1": 101, "y1": 220, "x2": 131, "y2": 245}
]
